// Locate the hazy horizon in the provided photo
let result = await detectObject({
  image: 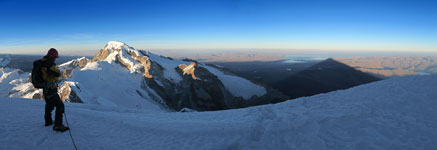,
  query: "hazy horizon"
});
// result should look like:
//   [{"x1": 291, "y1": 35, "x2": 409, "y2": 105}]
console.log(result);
[{"x1": 1, "y1": 47, "x2": 437, "y2": 60}]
